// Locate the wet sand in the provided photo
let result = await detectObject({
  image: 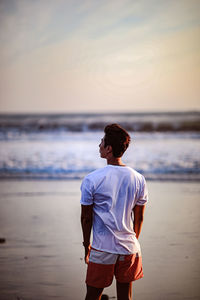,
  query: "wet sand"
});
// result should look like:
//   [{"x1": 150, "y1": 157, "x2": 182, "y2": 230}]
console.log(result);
[{"x1": 0, "y1": 180, "x2": 199, "y2": 300}]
